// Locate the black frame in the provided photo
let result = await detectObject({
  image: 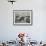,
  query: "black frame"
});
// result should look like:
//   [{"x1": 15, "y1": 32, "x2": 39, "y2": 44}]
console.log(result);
[{"x1": 13, "y1": 10, "x2": 33, "y2": 26}]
